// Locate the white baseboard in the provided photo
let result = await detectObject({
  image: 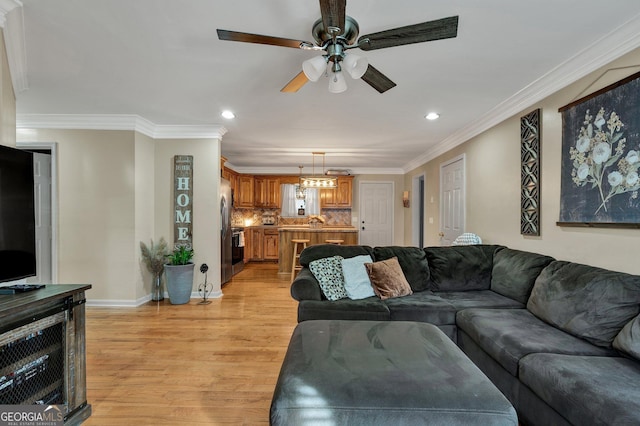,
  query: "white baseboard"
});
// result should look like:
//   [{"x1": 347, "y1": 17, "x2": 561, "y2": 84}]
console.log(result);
[{"x1": 86, "y1": 290, "x2": 223, "y2": 308}]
